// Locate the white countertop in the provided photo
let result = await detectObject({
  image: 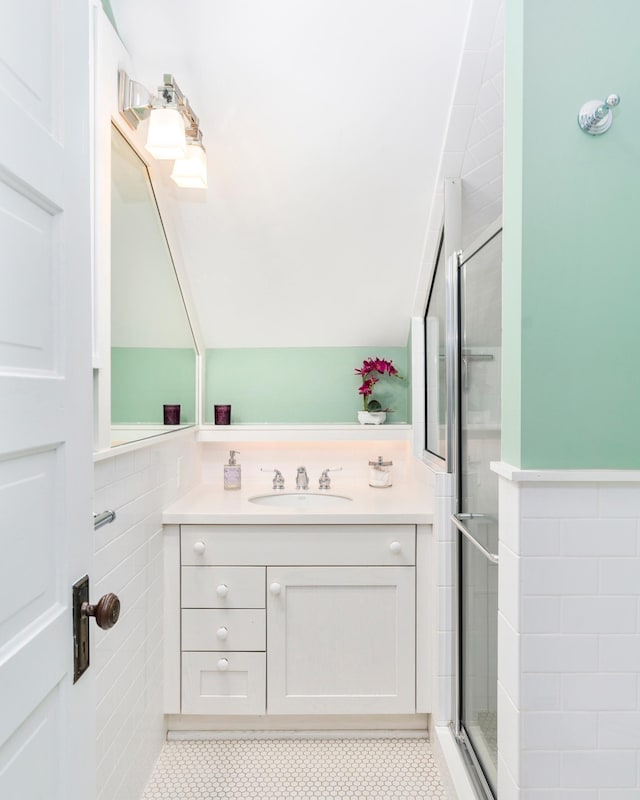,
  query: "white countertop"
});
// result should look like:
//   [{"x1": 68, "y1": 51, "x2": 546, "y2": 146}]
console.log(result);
[{"x1": 163, "y1": 474, "x2": 434, "y2": 526}]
